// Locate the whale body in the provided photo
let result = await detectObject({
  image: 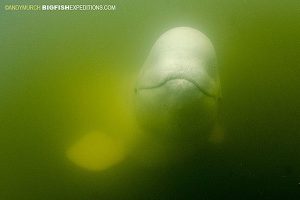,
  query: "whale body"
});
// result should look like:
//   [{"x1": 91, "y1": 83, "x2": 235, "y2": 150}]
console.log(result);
[{"x1": 134, "y1": 27, "x2": 221, "y2": 161}]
